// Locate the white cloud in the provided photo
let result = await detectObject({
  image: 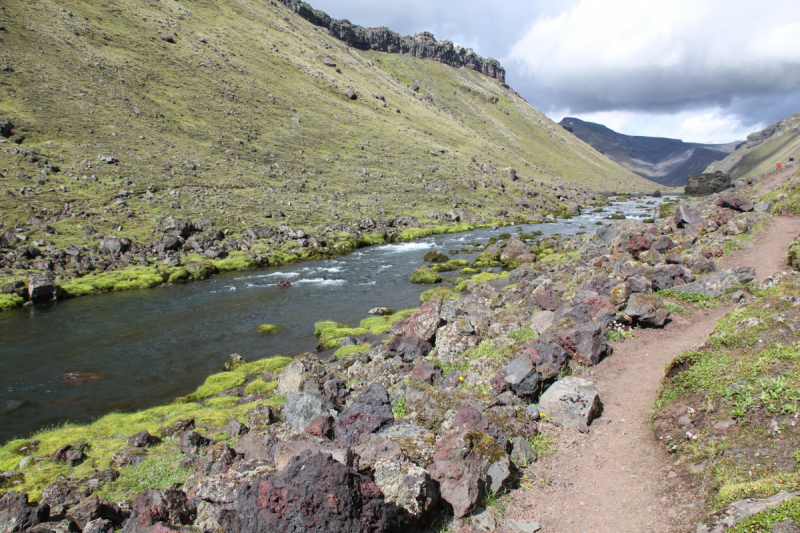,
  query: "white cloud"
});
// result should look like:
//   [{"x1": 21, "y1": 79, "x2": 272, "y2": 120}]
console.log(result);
[{"x1": 508, "y1": 0, "x2": 800, "y2": 137}]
